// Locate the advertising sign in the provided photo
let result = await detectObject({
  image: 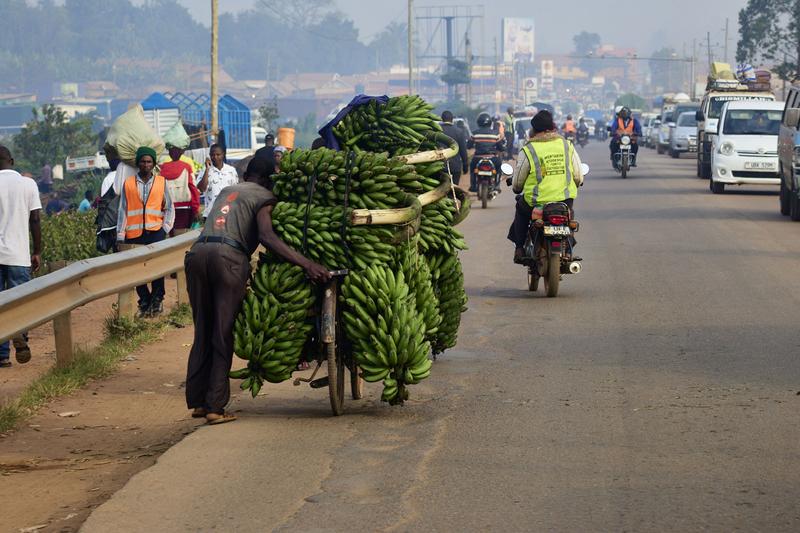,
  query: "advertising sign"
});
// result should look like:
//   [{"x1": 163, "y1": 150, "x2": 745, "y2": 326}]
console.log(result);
[
  {"x1": 524, "y1": 77, "x2": 538, "y2": 102},
  {"x1": 502, "y1": 18, "x2": 535, "y2": 63}
]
